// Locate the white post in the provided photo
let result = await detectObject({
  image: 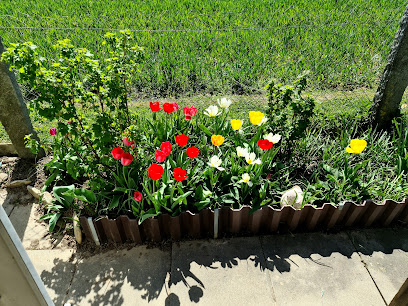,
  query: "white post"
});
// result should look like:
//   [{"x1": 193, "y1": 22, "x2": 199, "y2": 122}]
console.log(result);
[{"x1": 0, "y1": 205, "x2": 53, "y2": 305}]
